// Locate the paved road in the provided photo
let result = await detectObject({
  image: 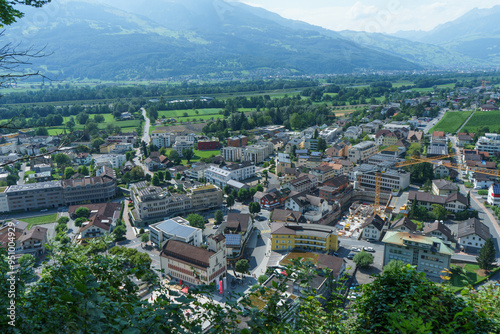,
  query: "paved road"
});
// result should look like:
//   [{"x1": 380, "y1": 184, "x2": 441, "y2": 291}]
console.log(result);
[
  {"x1": 141, "y1": 107, "x2": 151, "y2": 144},
  {"x1": 423, "y1": 109, "x2": 447, "y2": 134},
  {"x1": 17, "y1": 162, "x2": 26, "y2": 185}
]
